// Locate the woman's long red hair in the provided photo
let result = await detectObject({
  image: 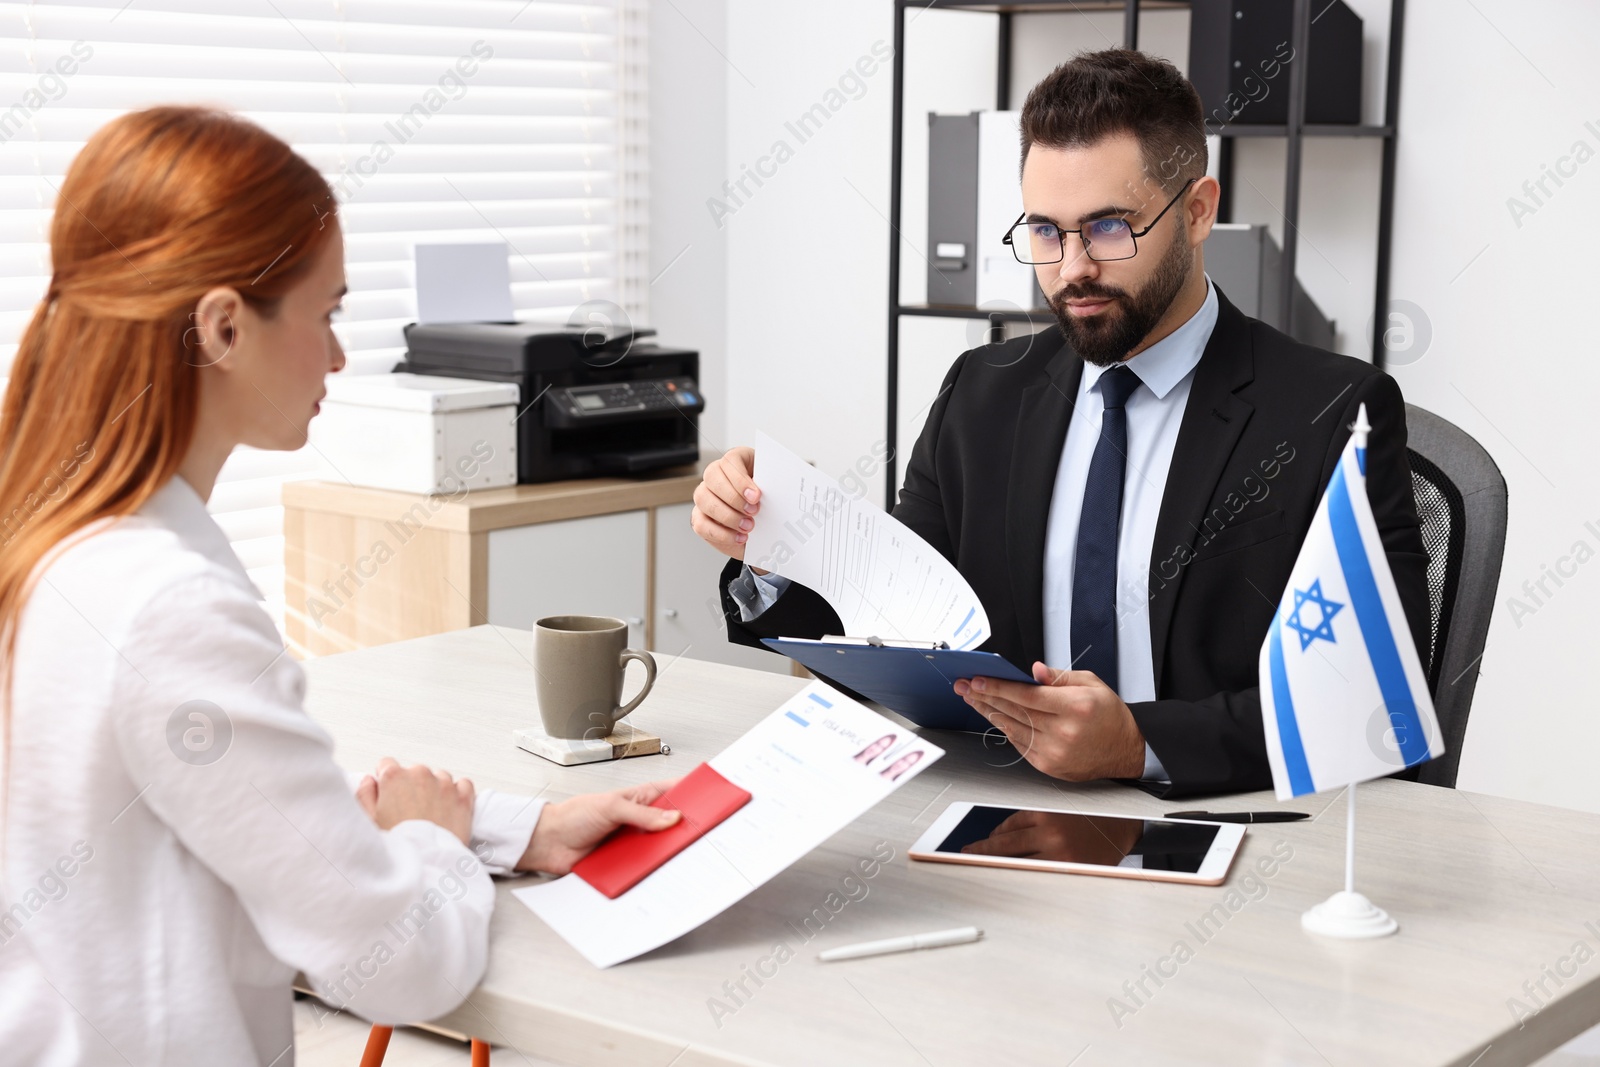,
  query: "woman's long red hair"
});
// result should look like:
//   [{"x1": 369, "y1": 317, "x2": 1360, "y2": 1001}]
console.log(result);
[{"x1": 0, "y1": 106, "x2": 336, "y2": 714}]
